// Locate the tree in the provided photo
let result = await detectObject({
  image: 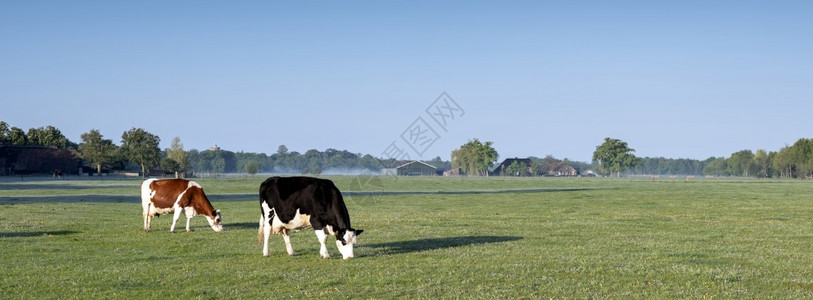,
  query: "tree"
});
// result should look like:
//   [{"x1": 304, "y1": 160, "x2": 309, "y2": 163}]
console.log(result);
[
  {"x1": 8, "y1": 127, "x2": 27, "y2": 145},
  {"x1": 245, "y1": 160, "x2": 260, "y2": 175},
  {"x1": 727, "y1": 150, "x2": 756, "y2": 177},
  {"x1": 303, "y1": 149, "x2": 322, "y2": 174},
  {"x1": 426, "y1": 156, "x2": 452, "y2": 172},
  {"x1": 451, "y1": 138, "x2": 498, "y2": 176},
  {"x1": 505, "y1": 160, "x2": 526, "y2": 176},
  {"x1": 536, "y1": 155, "x2": 560, "y2": 175},
  {"x1": 277, "y1": 144, "x2": 288, "y2": 155},
  {"x1": 211, "y1": 155, "x2": 226, "y2": 174},
  {"x1": 771, "y1": 146, "x2": 794, "y2": 178},
  {"x1": 236, "y1": 152, "x2": 270, "y2": 175},
  {"x1": 790, "y1": 139, "x2": 813, "y2": 179},
  {"x1": 592, "y1": 137, "x2": 638, "y2": 177},
  {"x1": 703, "y1": 157, "x2": 729, "y2": 176},
  {"x1": 770, "y1": 139, "x2": 813, "y2": 179},
  {"x1": 0, "y1": 121, "x2": 9, "y2": 144},
  {"x1": 530, "y1": 161, "x2": 540, "y2": 176},
  {"x1": 754, "y1": 149, "x2": 770, "y2": 178},
  {"x1": 186, "y1": 149, "x2": 201, "y2": 172},
  {"x1": 121, "y1": 128, "x2": 161, "y2": 178},
  {"x1": 166, "y1": 137, "x2": 189, "y2": 178},
  {"x1": 160, "y1": 158, "x2": 181, "y2": 176},
  {"x1": 26, "y1": 126, "x2": 73, "y2": 149},
  {"x1": 78, "y1": 129, "x2": 118, "y2": 177}
]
